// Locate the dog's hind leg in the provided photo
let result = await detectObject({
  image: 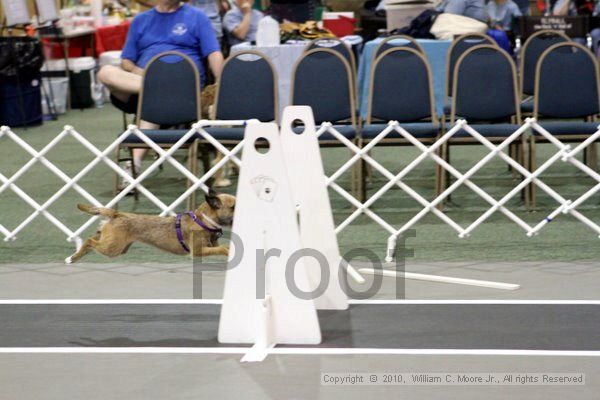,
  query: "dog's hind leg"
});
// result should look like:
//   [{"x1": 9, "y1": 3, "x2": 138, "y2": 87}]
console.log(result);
[{"x1": 86, "y1": 237, "x2": 133, "y2": 259}]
